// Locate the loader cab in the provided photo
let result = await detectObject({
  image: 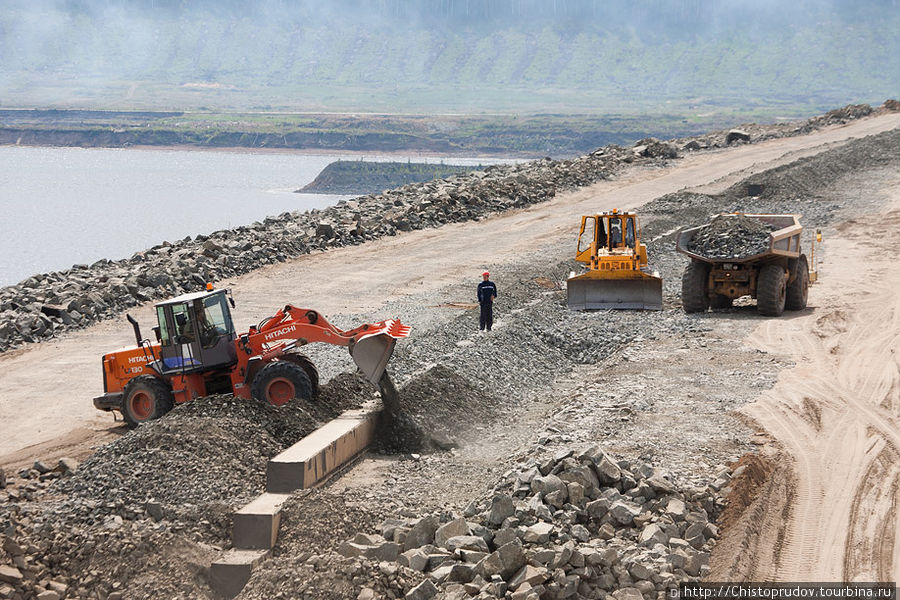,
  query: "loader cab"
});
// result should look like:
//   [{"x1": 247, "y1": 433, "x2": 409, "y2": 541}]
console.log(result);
[{"x1": 154, "y1": 290, "x2": 237, "y2": 374}]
